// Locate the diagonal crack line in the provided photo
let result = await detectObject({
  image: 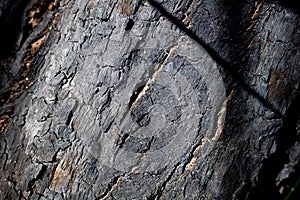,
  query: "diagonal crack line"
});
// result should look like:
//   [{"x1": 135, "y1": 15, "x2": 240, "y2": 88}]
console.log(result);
[
  {"x1": 146, "y1": 0, "x2": 284, "y2": 119},
  {"x1": 97, "y1": 173, "x2": 126, "y2": 199}
]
